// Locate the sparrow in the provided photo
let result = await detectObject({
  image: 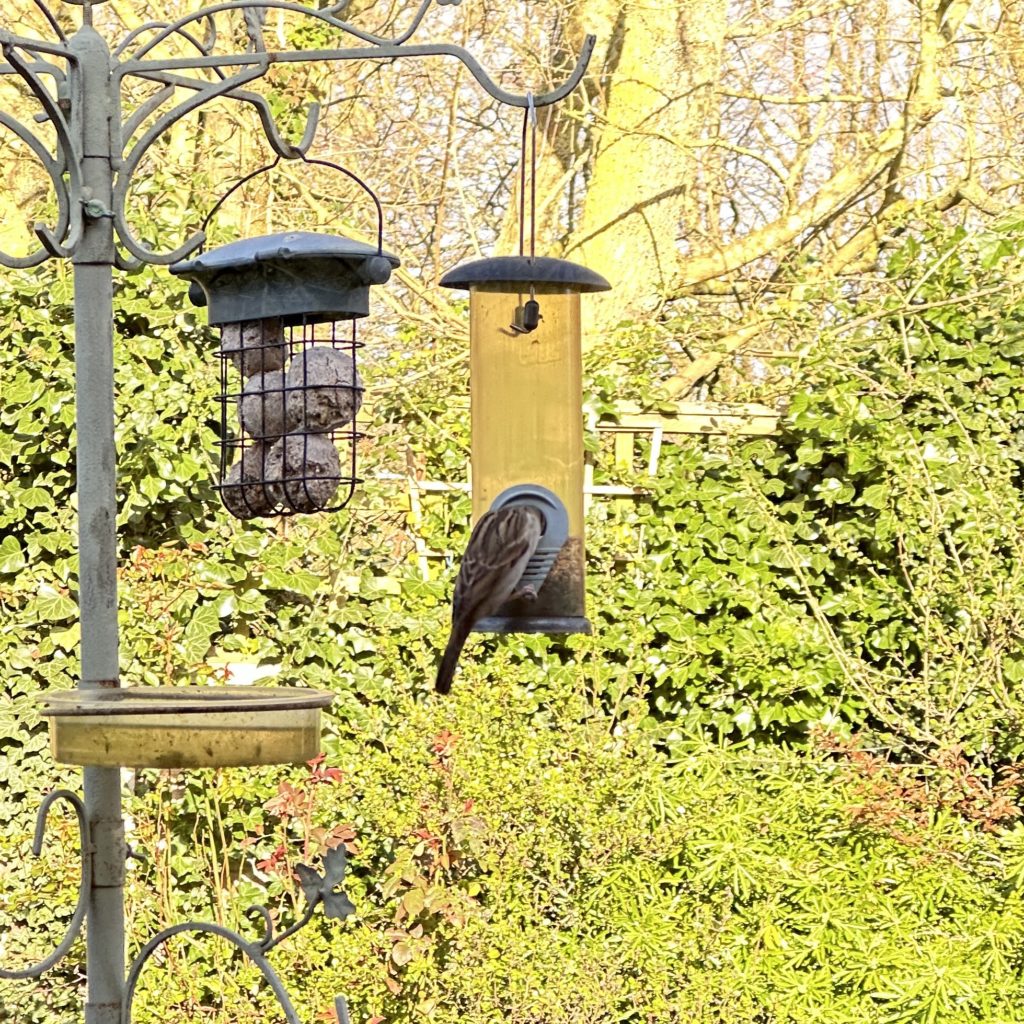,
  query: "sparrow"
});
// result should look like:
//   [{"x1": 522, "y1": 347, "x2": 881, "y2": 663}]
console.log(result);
[{"x1": 434, "y1": 504, "x2": 545, "y2": 694}]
